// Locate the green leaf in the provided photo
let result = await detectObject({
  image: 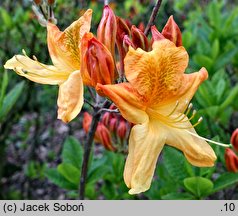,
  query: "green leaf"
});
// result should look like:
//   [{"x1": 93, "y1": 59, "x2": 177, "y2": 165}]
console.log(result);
[
  {"x1": 0, "y1": 71, "x2": 8, "y2": 109},
  {"x1": 183, "y1": 176, "x2": 214, "y2": 198},
  {"x1": 45, "y1": 168, "x2": 77, "y2": 190},
  {"x1": 0, "y1": 81, "x2": 25, "y2": 122},
  {"x1": 220, "y1": 85, "x2": 238, "y2": 110},
  {"x1": 62, "y1": 136, "x2": 83, "y2": 169},
  {"x1": 213, "y1": 173, "x2": 238, "y2": 193},
  {"x1": 161, "y1": 192, "x2": 195, "y2": 200},
  {"x1": 163, "y1": 146, "x2": 193, "y2": 182},
  {"x1": 211, "y1": 39, "x2": 220, "y2": 60},
  {"x1": 57, "y1": 163, "x2": 80, "y2": 185},
  {"x1": 87, "y1": 156, "x2": 110, "y2": 184},
  {"x1": 193, "y1": 55, "x2": 213, "y2": 71},
  {"x1": 0, "y1": 8, "x2": 13, "y2": 28},
  {"x1": 214, "y1": 48, "x2": 238, "y2": 71}
]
